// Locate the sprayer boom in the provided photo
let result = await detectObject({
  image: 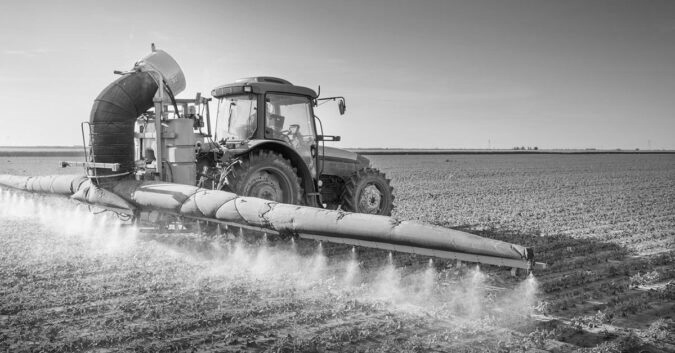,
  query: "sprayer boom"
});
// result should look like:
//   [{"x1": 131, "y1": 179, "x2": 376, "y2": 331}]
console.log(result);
[{"x1": 0, "y1": 174, "x2": 545, "y2": 272}]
